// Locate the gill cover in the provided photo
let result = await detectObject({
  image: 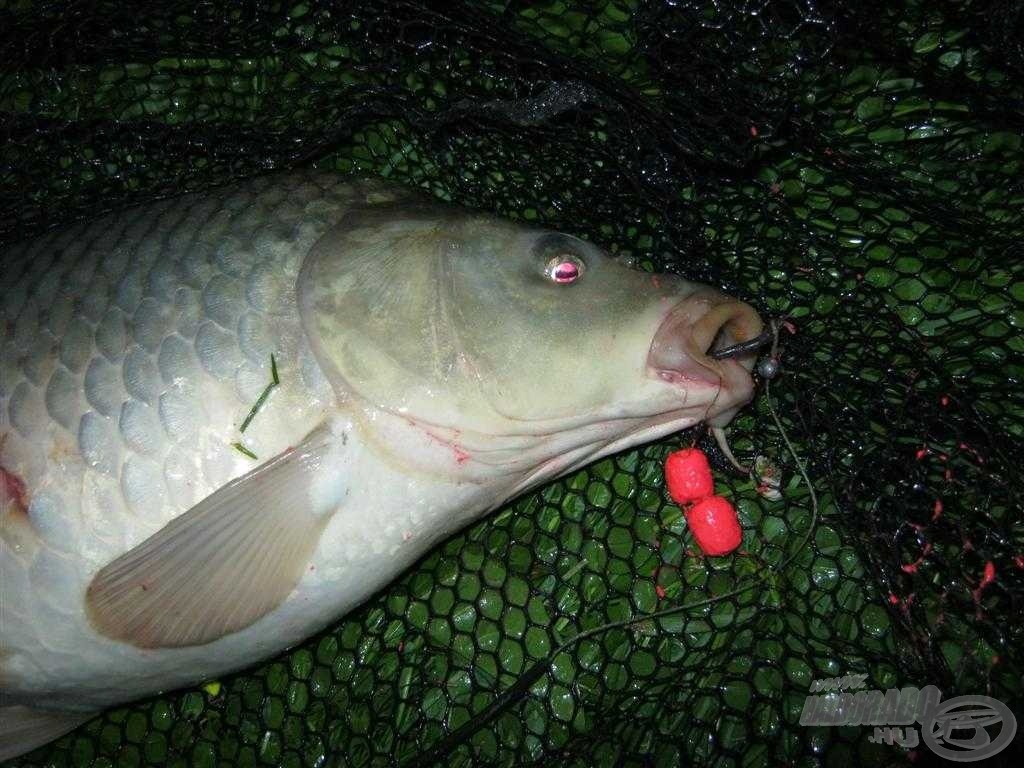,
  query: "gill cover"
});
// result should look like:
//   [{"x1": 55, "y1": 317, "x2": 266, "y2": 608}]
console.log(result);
[{"x1": 297, "y1": 195, "x2": 678, "y2": 433}]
